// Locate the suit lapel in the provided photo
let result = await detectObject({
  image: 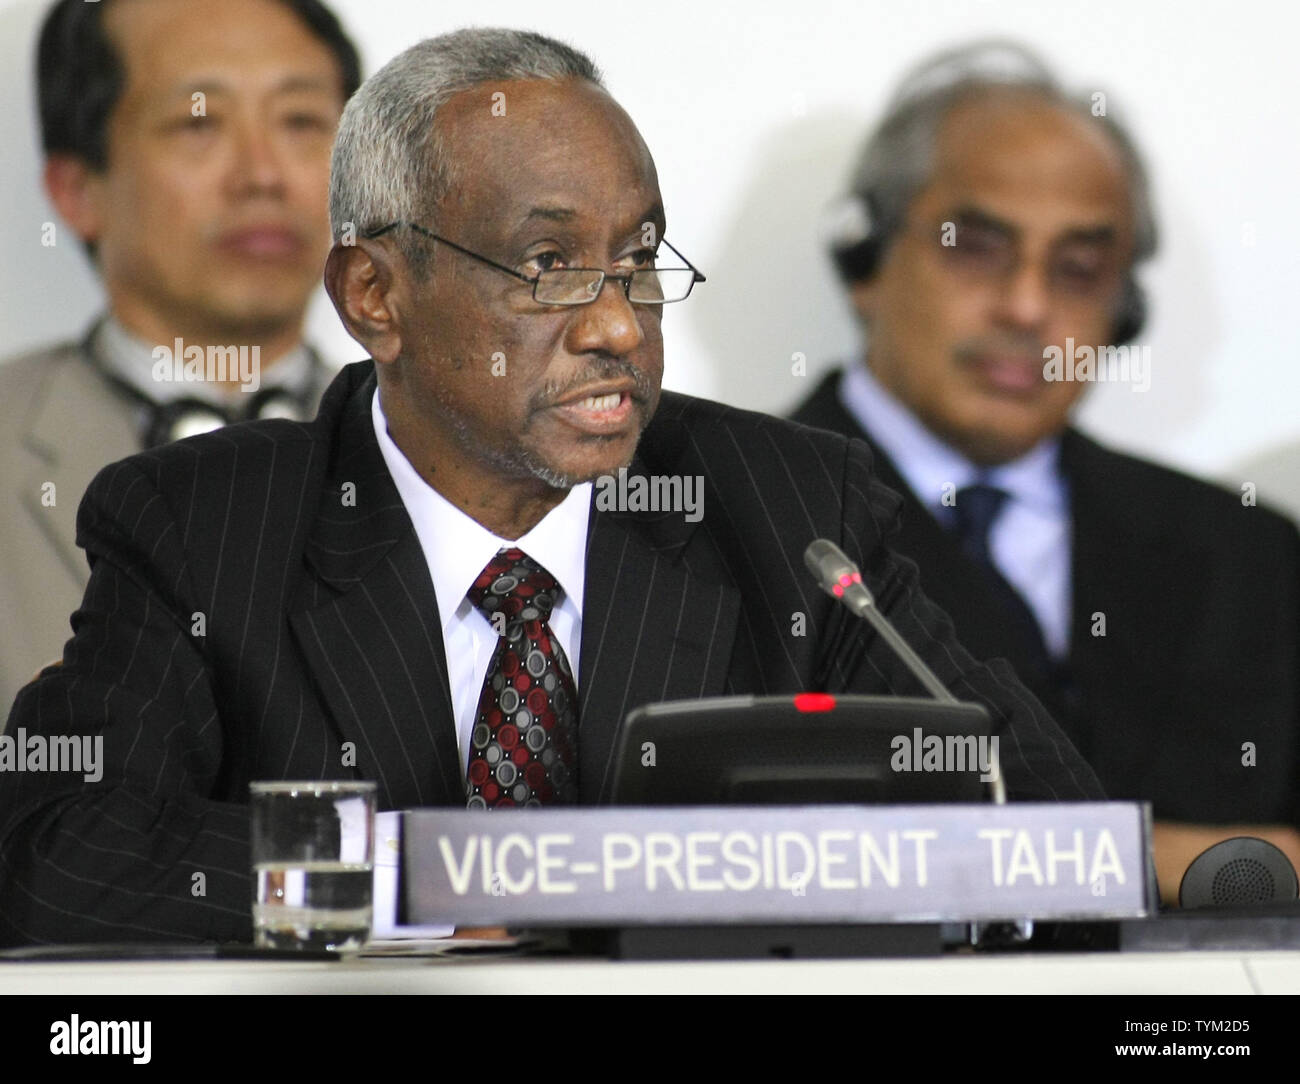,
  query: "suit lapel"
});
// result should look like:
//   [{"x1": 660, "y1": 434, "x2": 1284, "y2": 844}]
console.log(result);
[
  {"x1": 793, "y1": 368, "x2": 1067, "y2": 704},
  {"x1": 806, "y1": 389, "x2": 1015, "y2": 665},
  {"x1": 789, "y1": 368, "x2": 855, "y2": 436},
  {"x1": 288, "y1": 366, "x2": 461, "y2": 809},
  {"x1": 290, "y1": 370, "x2": 744, "y2": 808},
  {"x1": 870, "y1": 441, "x2": 1052, "y2": 669},
  {"x1": 20, "y1": 348, "x2": 139, "y2": 585},
  {"x1": 795, "y1": 372, "x2": 980, "y2": 622},
  {"x1": 578, "y1": 456, "x2": 741, "y2": 803}
]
